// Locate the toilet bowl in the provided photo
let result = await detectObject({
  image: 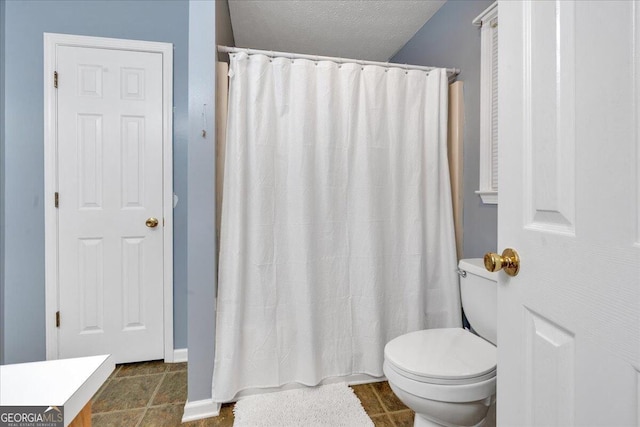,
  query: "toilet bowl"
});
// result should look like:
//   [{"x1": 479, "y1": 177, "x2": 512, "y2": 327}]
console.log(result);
[{"x1": 383, "y1": 259, "x2": 498, "y2": 427}]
